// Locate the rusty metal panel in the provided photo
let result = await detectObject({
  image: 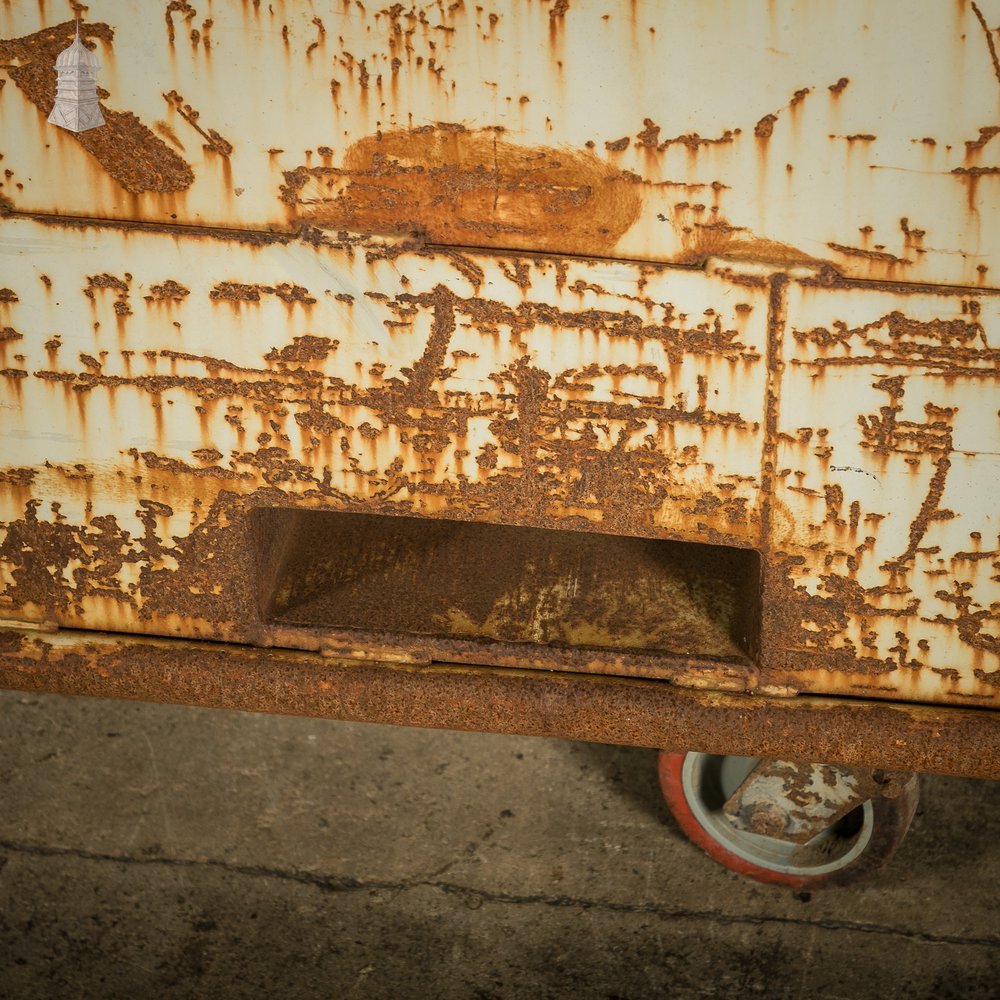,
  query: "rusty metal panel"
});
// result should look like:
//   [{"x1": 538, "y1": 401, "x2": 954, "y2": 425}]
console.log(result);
[
  {"x1": 1, "y1": 1, "x2": 1000, "y2": 288},
  {"x1": 762, "y1": 278, "x2": 1000, "y2": 704},
  {"x1": 1, "y1": 2, "x2": 999, "y2": 716},
  {"x1": 0, "y1": 214, "x2": 770, "y2": 689},
  {"x1": 0, "y1": 216, "x2": 769, "y2": 545},
  {"x1": 2, "y1": 213, "x2": 998, "y2": 706}
]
